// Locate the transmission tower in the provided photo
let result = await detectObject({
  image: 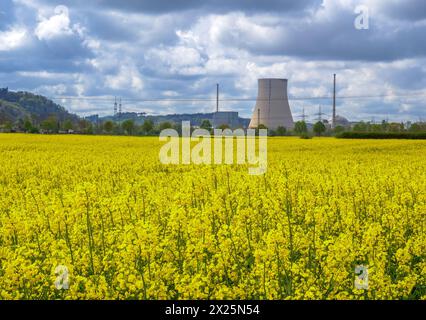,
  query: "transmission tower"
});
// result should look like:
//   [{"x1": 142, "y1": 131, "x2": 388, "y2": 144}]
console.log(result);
[
  {"x1": 297, "y1": 107, "x2": 308, "y2": 122},
  {"x1": 314, "y1": 105, "x2": 327, "y2": 122},
  {"x1": 113, "y1": 96, "x2": 117, "y2": 115}
]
